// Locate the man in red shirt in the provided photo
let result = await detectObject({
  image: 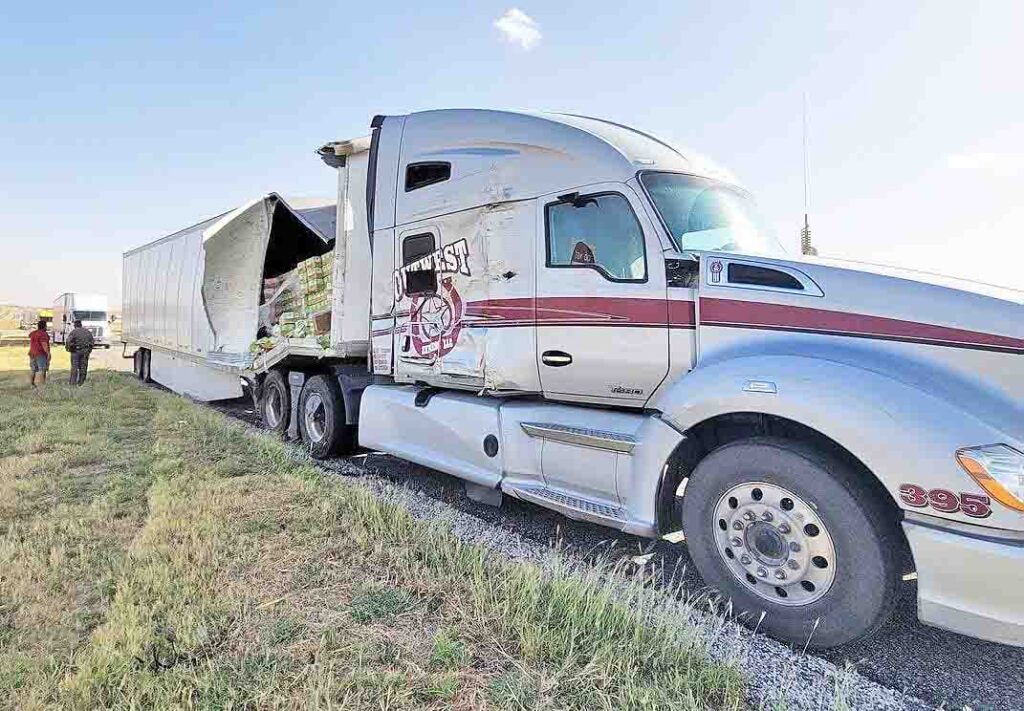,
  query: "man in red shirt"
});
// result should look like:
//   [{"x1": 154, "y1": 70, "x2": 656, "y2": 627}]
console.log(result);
[{"x1": 28, "y1": 319, "x2": 51, "y2": 388}]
